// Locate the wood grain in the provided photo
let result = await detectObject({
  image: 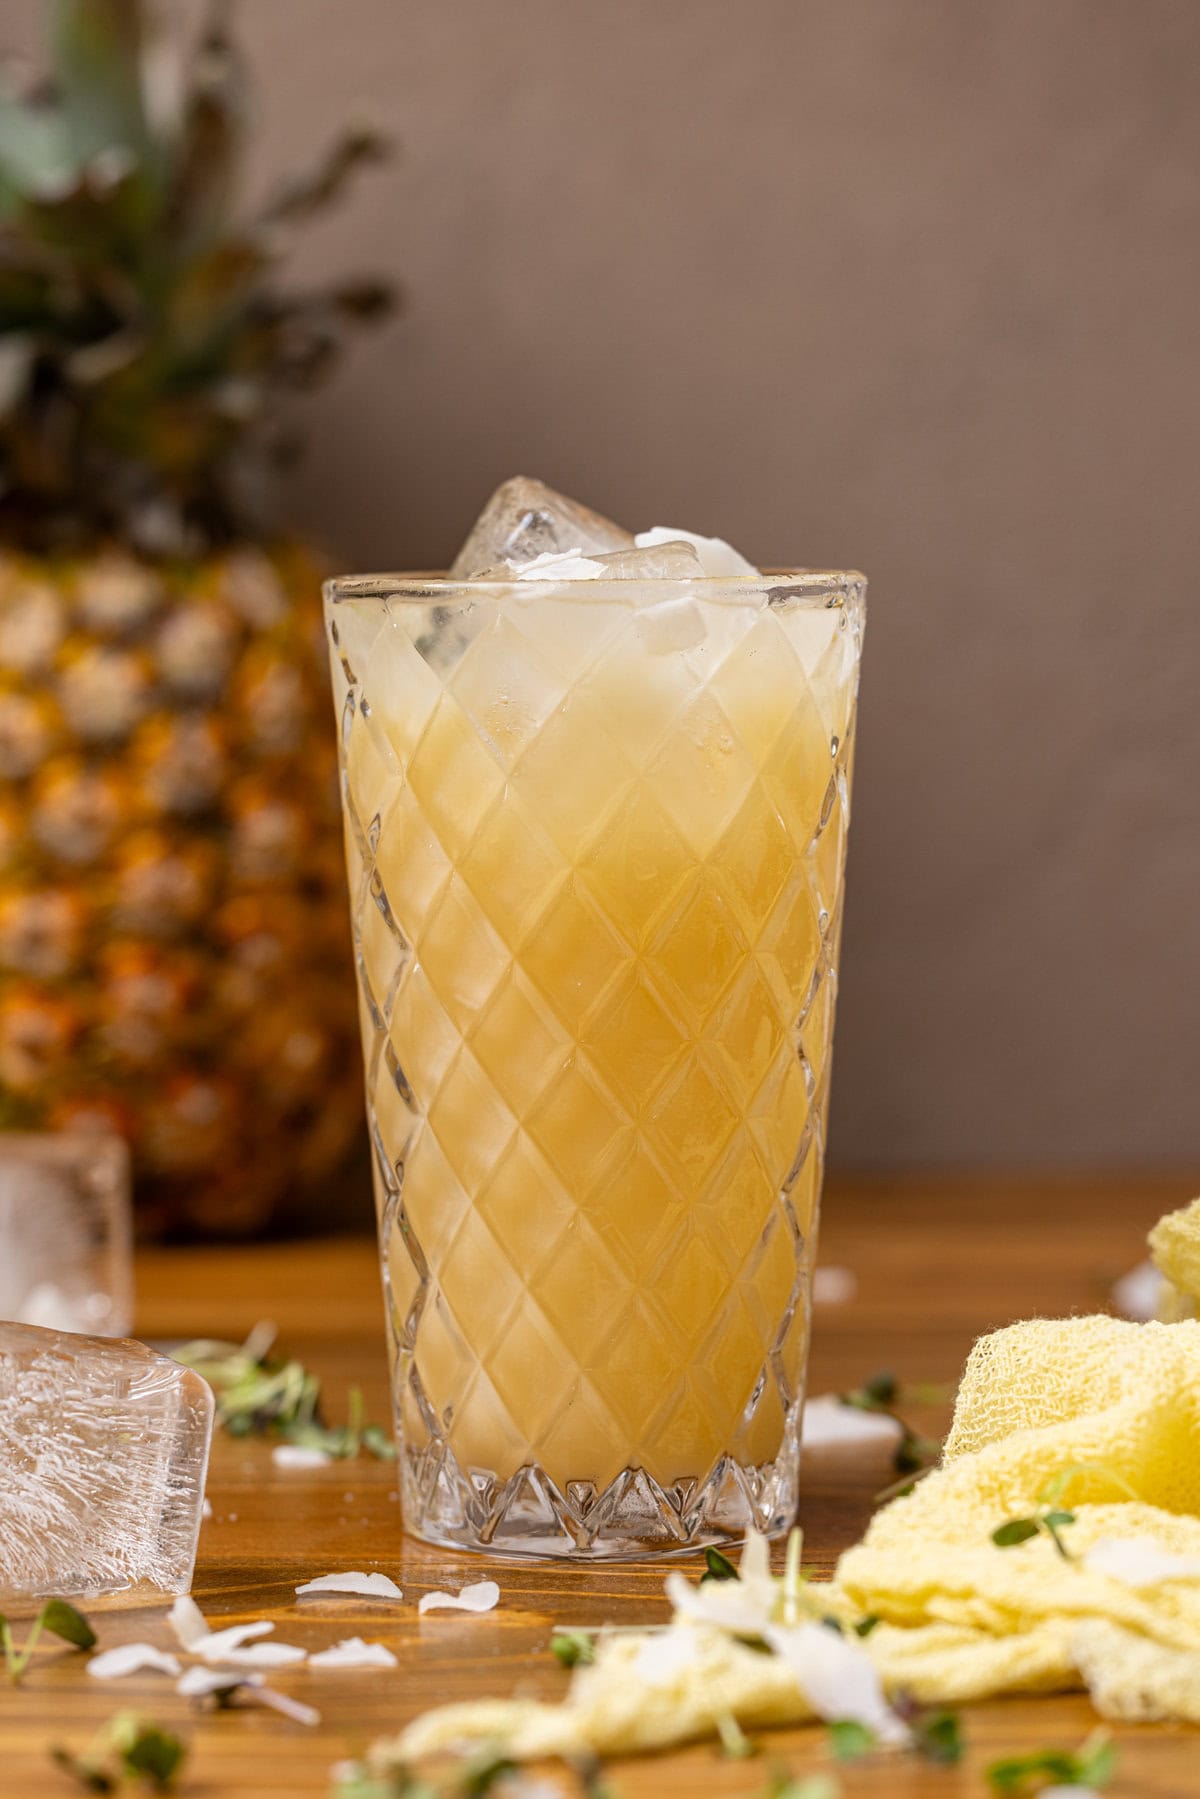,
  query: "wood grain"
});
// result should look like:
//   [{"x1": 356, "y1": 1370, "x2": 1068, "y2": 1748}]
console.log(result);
[{"x1": 2, "y1": 1173, "x2": 1194, "y2": 1796}]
